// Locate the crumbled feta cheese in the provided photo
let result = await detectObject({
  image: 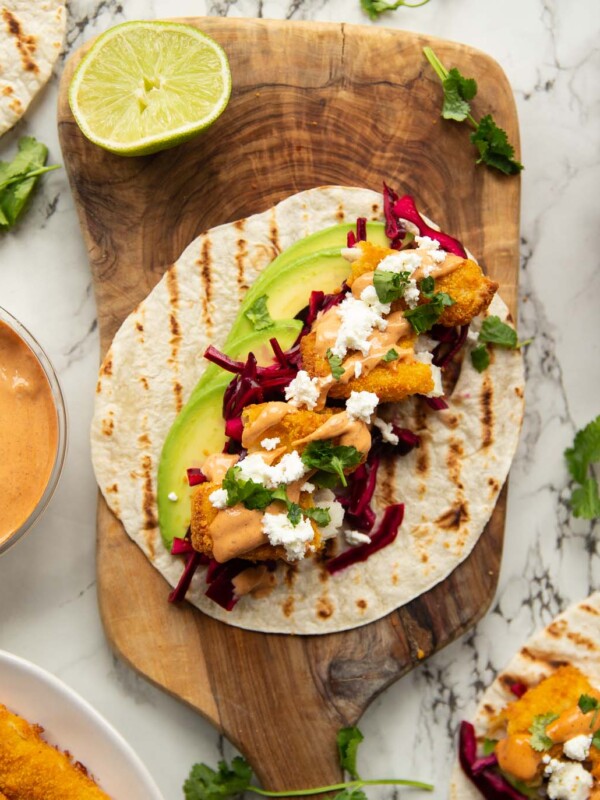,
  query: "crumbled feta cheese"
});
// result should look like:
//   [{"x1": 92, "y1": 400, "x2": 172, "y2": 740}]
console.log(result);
[
  {"x1": 345, "y1": 529, "x2": 372, "y2": 546},
  {"x1": 301, "y1": 481, "x2": 315, "y2": 494},
  {"x1": 209, "y1": 488, "x2": 228, "y2": 509},
  {"x1": 403, "y1": 278, "x2": 420, "y2": 309},
  {"x1": 360, "y1": 284, "x2": 391, "y2": 316},
  {"x1": 376, "y1": 251, "x2": 422, "y2": 275},
  {"x1": 341, "y1": 246, "x2": 362, "y2": 262},
  {"x1": 261, "y1": 436, "x2": 280, "y2": 451},
  {"x1": 167, "y1": 491, "x2": 178, "y2": 502},
  {"x1": 373, "y1": 417, "x2": 399, "y2": 445},
  {"x1": 354, "y1": 361, "x2": 363, "y2": 378},
  {"x1": 414, "y1": 352, "x2": 444, "y2": 398},
  {"x1": 237, "y1": 453, "x2": 273, "y2": 485},
  {"x1": 467, "y1": 329, "x2": 480, "y2": 345},
  {"x1": 331, "y1": 294, "x2": 388, "y2": 359},
  {"x1": 237, "y1": 450, "x2": 307, "y2": 489},
  {"x1": 414, "y1": 334, "x2": 437, "y2": 353},
  {"x1": 563, "y1": 735, "x2": 593, "y2": 762},
  {"x1": 544, "y1": 758, "x2": 593, "y2": 800},
  {"x1": 313, "y1": 491, "x2": 345, "y2": 540},
  {"x1": 346, "y1": 390, "x2": 379, "y2": 423},
  {"x1": 415, "y1": 235, "x2": 447, "y2": 264},
  {"x1": 284, "y1": 370, "x2": 320, "y2": 409},
  {"x1": 262, "y1": 513, "x2": 315, "y2": 561}
]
